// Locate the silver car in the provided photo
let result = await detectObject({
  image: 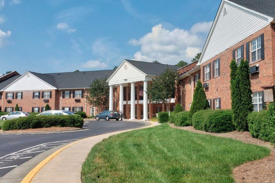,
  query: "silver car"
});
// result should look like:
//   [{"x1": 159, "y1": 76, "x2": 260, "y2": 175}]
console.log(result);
[
  {"x1": 37, "y1": 110, "x2": 74, "y2": 116},
  {"x1": 0, "y1": 111, "x2": 29, "y2": 120}
]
